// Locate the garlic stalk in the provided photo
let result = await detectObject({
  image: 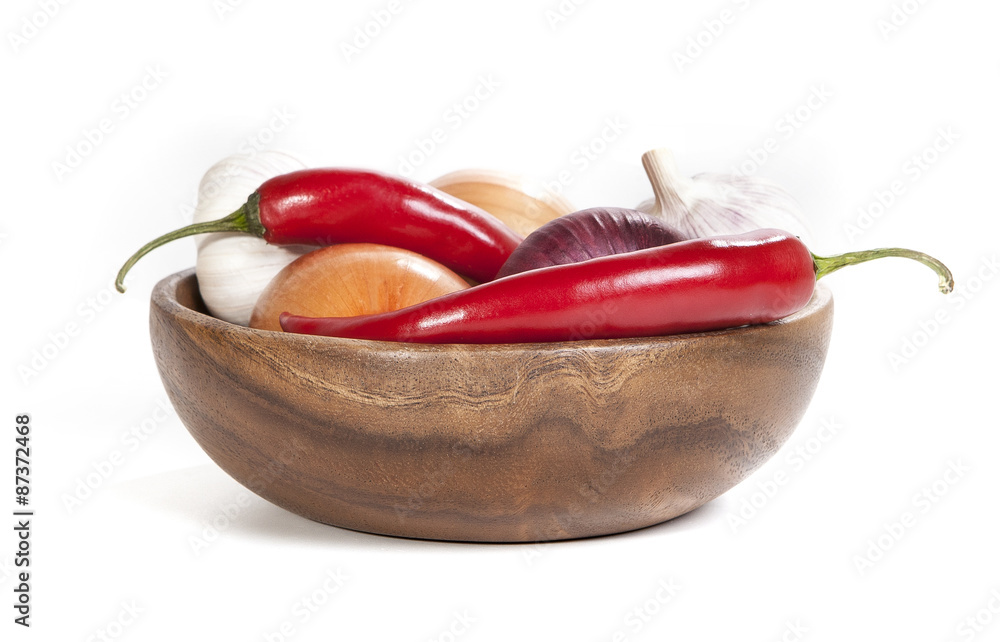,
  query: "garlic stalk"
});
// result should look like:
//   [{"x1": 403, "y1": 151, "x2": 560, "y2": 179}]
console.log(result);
[
  {"x1": 636, "y1": 148, "x2": 812, "y2": 244},
  {"x1": 192, "y1": 150, "x2": 315, "y2": 326}
]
